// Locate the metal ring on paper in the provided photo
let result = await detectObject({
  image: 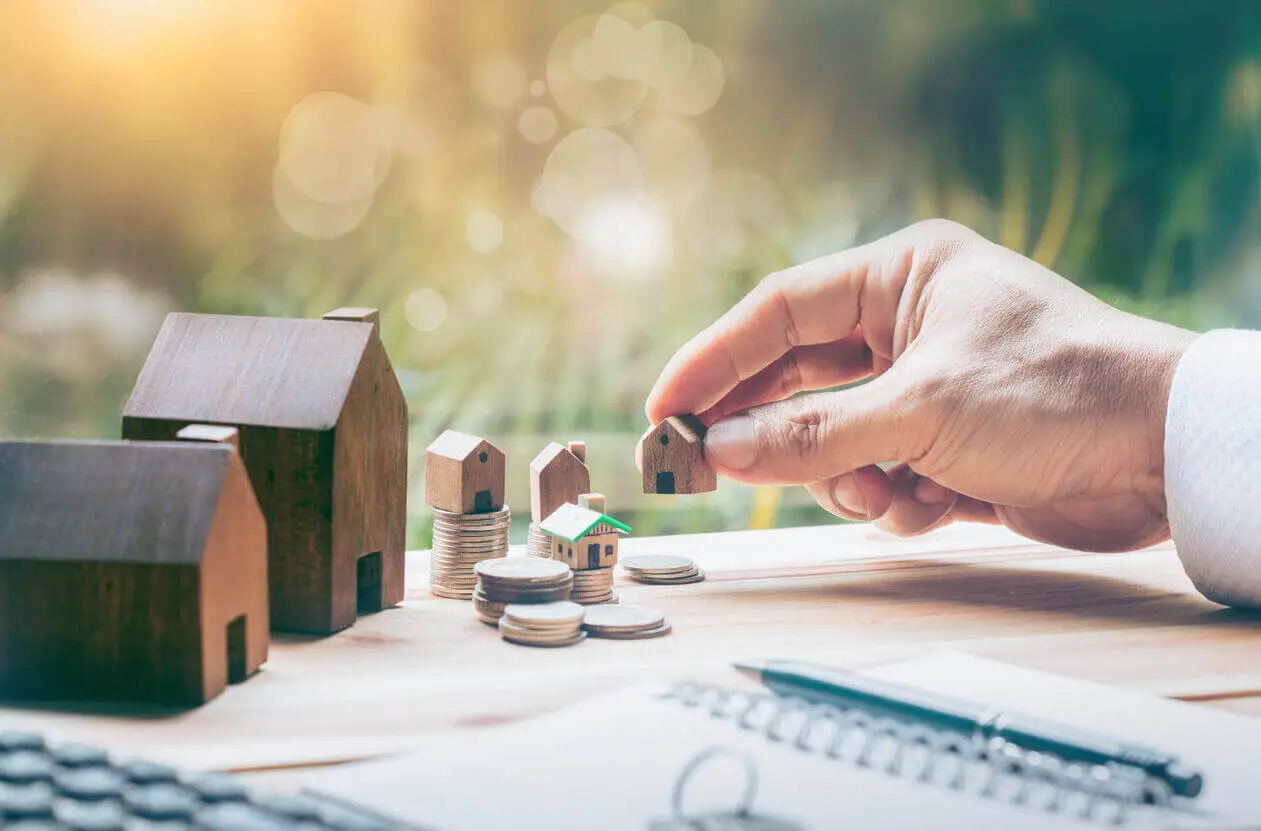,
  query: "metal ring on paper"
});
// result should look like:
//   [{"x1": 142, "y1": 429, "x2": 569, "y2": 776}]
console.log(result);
[{"x1": 671, "y1": 746, "x2": 760, "y2": 824}]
